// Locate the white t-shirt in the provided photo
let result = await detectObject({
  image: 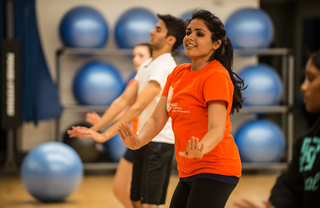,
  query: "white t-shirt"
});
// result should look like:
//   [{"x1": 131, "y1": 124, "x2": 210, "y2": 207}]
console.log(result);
[{"x1": 134, "y1": 53, "x2": 175, "y2": 144}]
